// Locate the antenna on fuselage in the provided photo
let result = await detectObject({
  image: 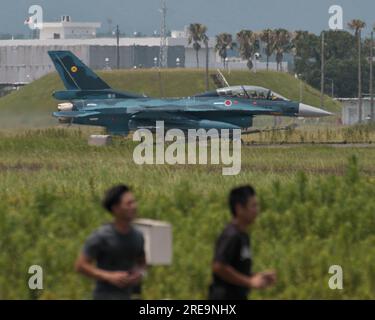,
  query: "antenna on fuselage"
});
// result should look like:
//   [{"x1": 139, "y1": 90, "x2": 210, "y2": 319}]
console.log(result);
[{"x1": 241, "y1": 85, "x2": 251, "y2": 99}]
